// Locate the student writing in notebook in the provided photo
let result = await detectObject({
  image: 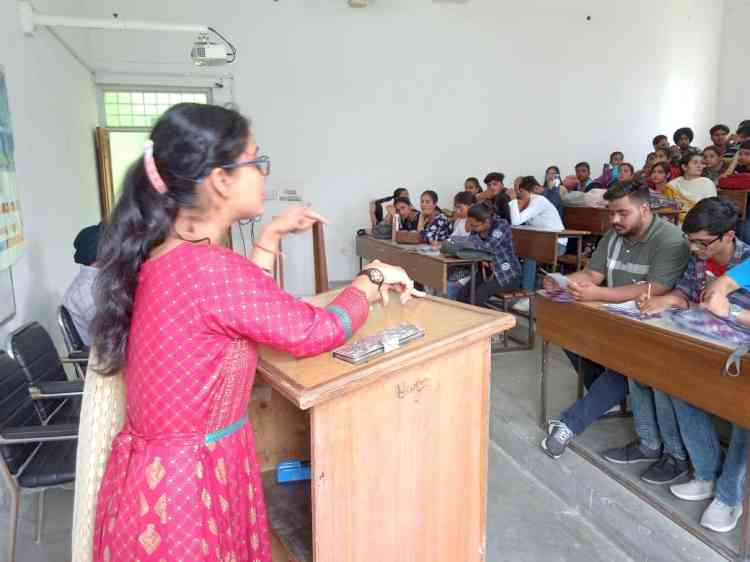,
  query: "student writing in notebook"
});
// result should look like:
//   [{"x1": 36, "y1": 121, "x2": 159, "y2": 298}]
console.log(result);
[
  {"x1": 637, "y1": 198, "x2": 749, "y2": 533},
  {"x1": 540, "y1": 182, "x2": 690, "y2": 482}
]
